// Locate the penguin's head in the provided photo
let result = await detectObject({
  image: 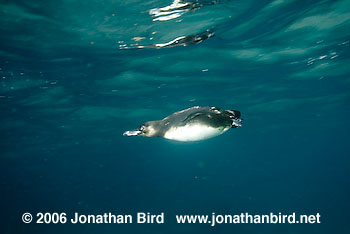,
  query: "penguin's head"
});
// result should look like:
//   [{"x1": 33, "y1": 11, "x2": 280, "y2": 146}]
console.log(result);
[
  {"x1": 123, "y1": 121, "x2": 160, "y2": 137},
  {"x1": 138, "y1": 121, "x2": 159, "y2": 137}
]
